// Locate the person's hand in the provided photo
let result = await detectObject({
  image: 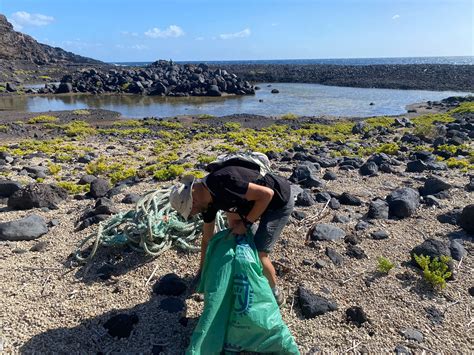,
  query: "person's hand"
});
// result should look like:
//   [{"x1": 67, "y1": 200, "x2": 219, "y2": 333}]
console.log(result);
[{"x1": 231, "y1": 221, "x2": 247, "y2": 235}]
